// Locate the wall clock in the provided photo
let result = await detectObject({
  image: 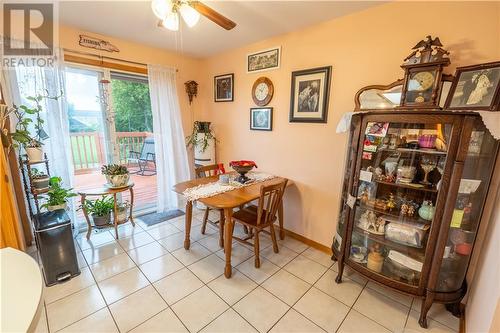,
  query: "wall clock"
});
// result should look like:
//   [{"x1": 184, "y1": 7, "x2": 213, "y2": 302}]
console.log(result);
[{"x1": 252, "y1": 77, "x2": 274, "y2": 106}]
